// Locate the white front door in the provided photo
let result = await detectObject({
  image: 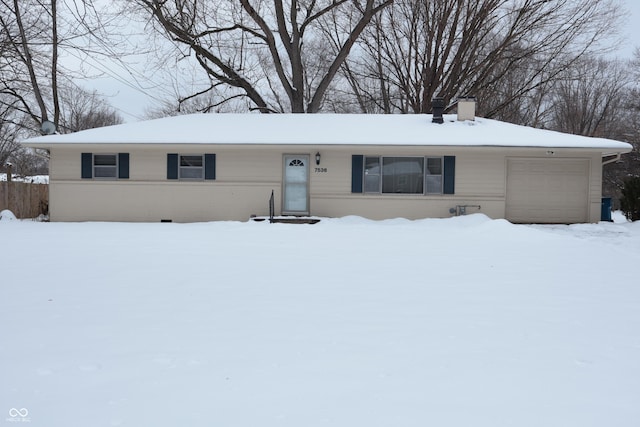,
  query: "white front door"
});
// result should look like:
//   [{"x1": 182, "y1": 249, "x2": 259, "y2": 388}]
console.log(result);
[{"x1": 283, "y1": 154, "x2": 309, "y2": 215}]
